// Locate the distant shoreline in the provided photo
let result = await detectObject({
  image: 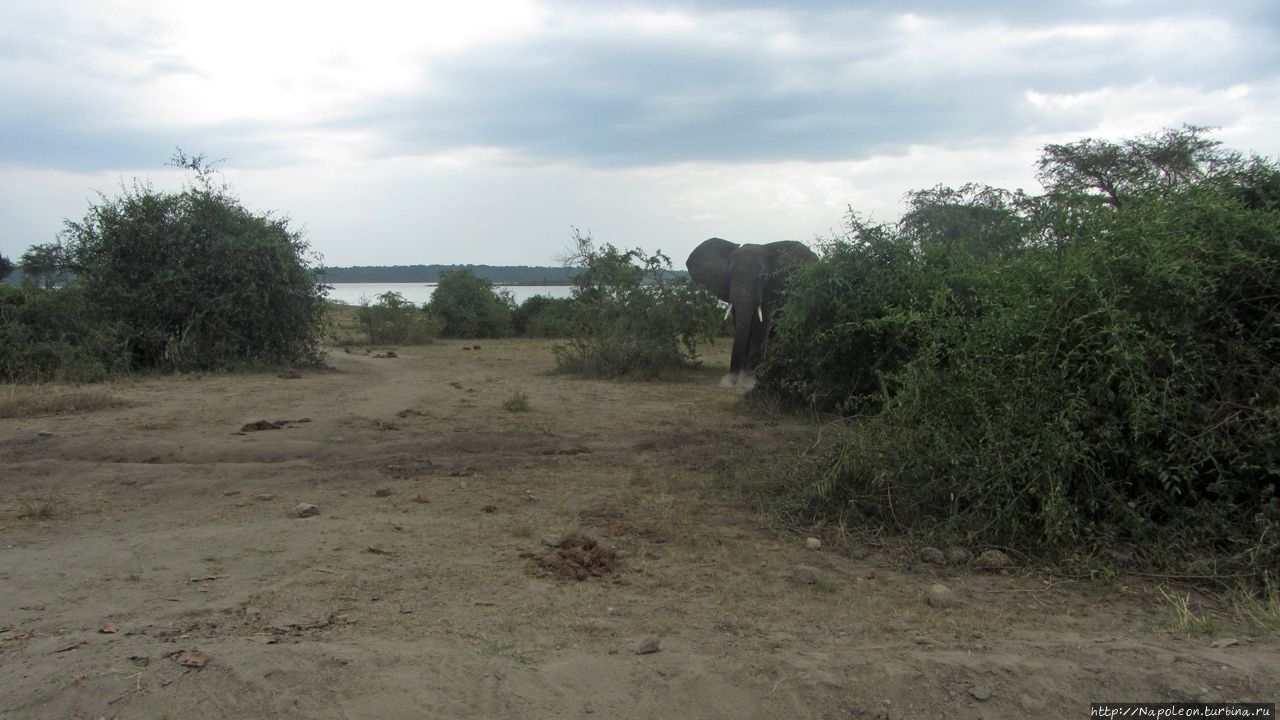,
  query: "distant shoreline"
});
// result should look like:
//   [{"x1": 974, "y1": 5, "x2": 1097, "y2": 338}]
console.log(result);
[{"x1": 319, "y1": 264, "x2": 582, "y2": 284}]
